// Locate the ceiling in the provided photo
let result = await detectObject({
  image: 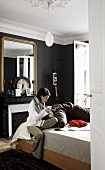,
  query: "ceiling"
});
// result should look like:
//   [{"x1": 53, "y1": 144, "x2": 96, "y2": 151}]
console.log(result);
[{"x1": 0, "y1": 0, "x2": 88, "y2": 38}]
